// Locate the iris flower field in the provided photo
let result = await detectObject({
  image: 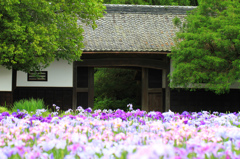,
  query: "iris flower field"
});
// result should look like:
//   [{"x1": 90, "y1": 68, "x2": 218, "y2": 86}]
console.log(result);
[{"x1": 1, "y1": 104, "x2": 240, "y2": 159}]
